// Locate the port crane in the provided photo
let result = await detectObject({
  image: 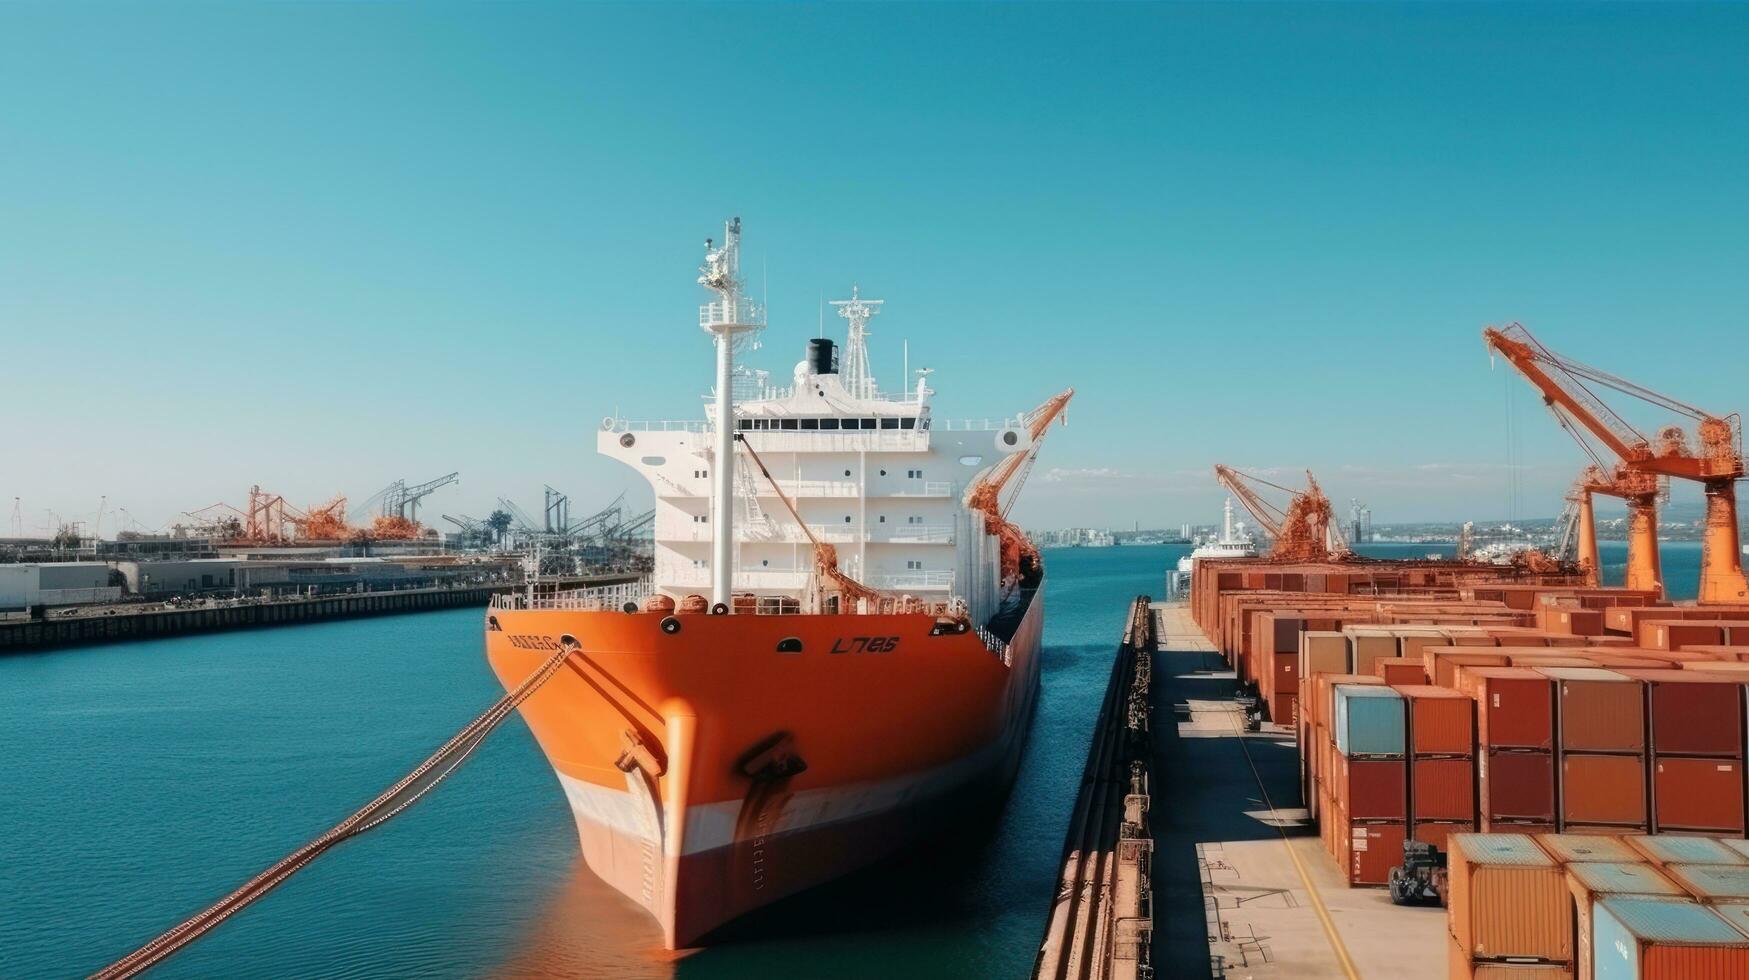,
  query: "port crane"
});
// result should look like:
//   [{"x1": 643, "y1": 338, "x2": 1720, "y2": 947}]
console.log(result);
[
  {"x1": 965, "y1": 389, "x2": 1076, "y2": 590},
  {"x1": 1484, "y1": 323, "x2": 1744, "y2": 602},
  {"x1": 1213, "y1": 465, "x2": 1351, "y2": 562}
]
